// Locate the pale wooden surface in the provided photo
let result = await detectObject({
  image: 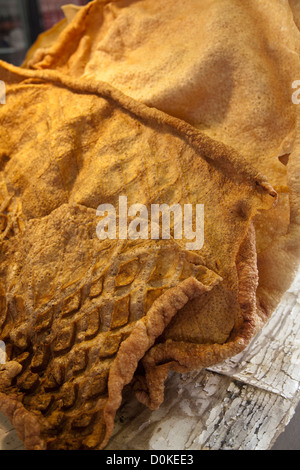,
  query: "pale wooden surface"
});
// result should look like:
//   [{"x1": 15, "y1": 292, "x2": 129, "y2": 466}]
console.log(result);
[{"x1": 1, "y1": 268, "x2": 300, "y2": 451}]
